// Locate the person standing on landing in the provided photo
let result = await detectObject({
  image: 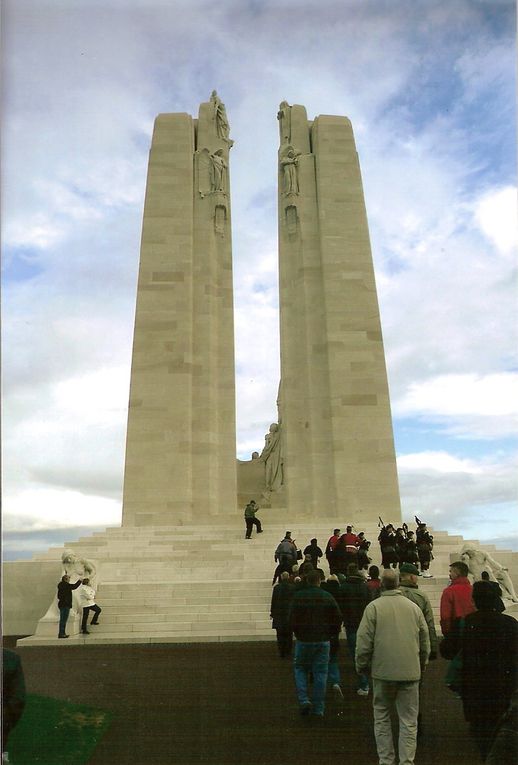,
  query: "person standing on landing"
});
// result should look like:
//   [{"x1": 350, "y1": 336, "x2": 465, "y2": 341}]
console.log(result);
[{"x1": 244, "y1": 500, "x2": 262, "y2": 539}]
